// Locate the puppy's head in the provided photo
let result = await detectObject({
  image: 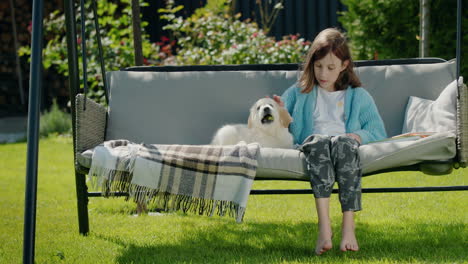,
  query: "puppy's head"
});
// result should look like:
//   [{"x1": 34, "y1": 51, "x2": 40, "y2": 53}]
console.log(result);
[{"x1": 248, "y1": 97, "x2": 292, "y2": 129}]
